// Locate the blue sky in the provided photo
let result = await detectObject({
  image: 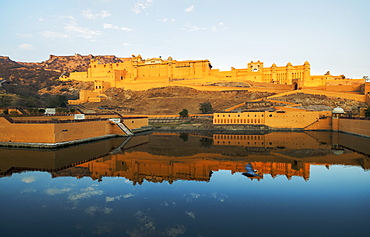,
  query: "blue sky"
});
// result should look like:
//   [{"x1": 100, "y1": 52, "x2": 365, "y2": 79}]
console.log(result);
[{"x1": 1, "y1": 0, "x2": 369, "y2": 78}]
